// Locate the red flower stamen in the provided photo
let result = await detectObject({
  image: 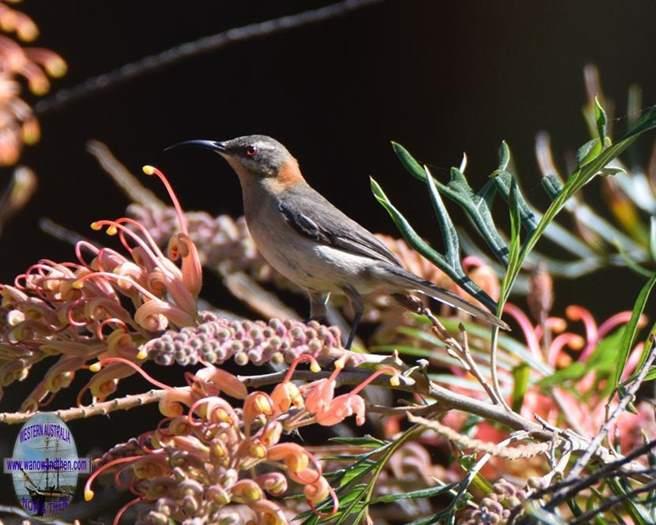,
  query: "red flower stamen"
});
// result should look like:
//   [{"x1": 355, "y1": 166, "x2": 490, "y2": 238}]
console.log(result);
[
  {"x1": 142, "y1": 165, "x2": 188, "y2": 235},
  {"x1": 91, "y1": 356, "x2": 172, "y2": 391}
]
